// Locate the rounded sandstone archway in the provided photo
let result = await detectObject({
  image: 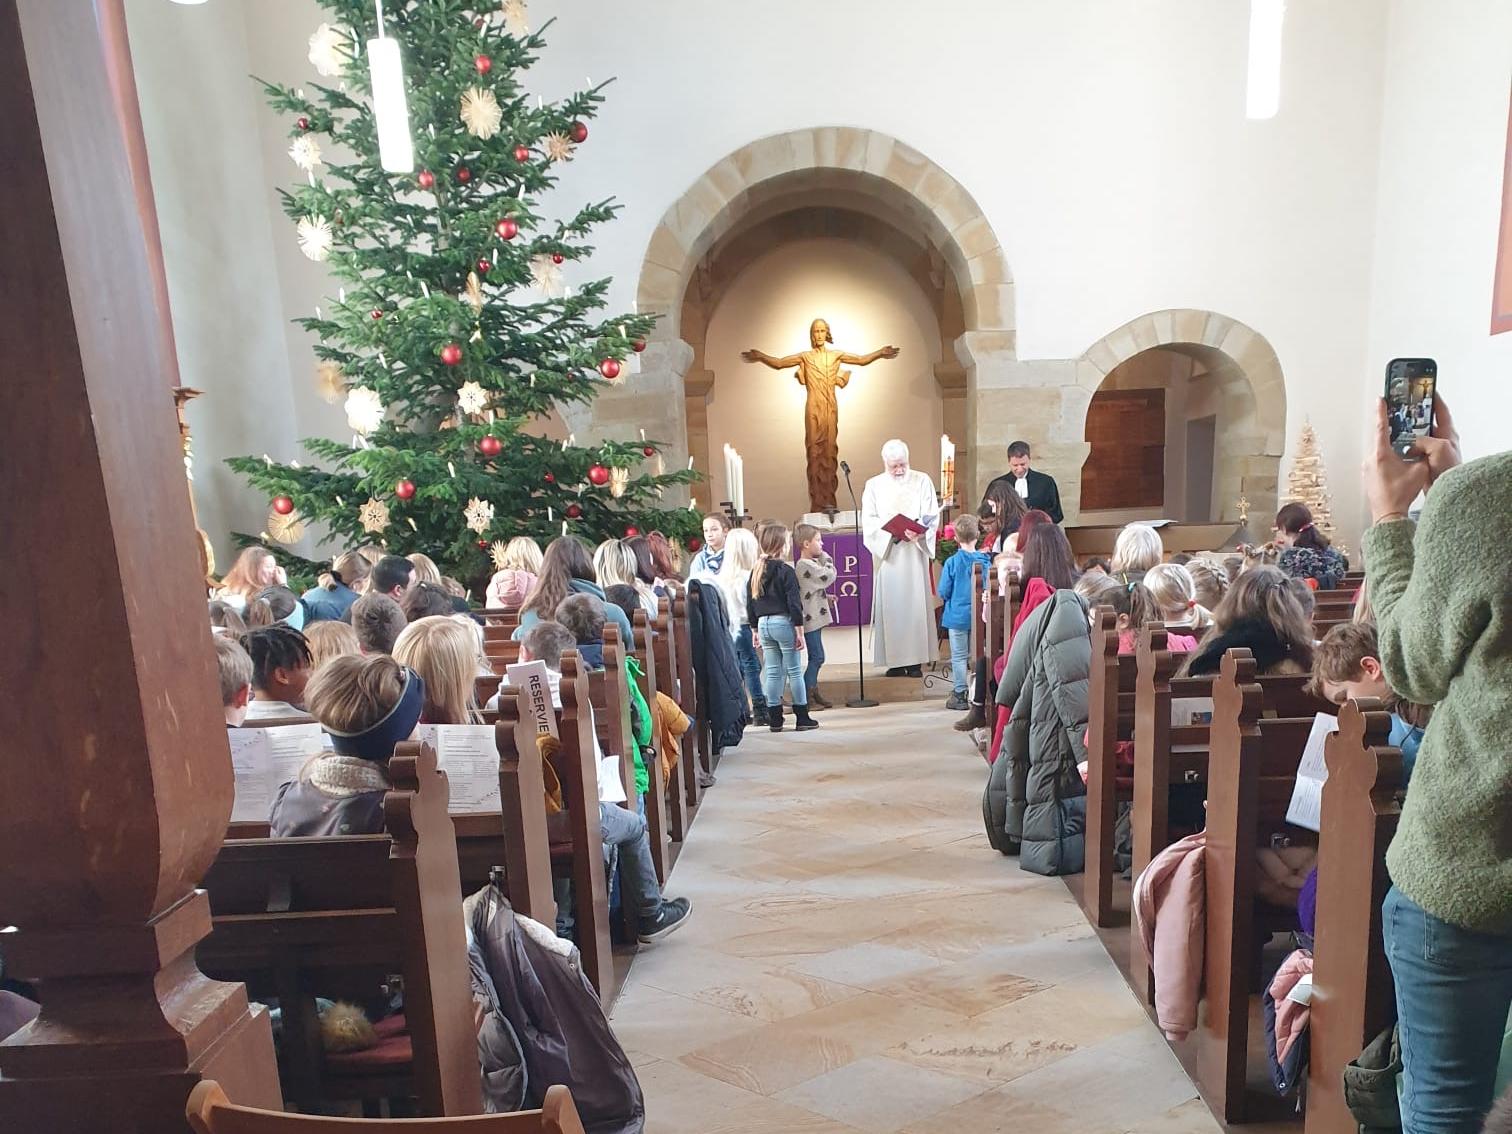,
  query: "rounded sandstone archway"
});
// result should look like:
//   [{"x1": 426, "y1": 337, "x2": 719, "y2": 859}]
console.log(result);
[
  {"x1": 592, "y1": 128, "x2": 1016, "y2": 503},
  {"x1": 1074, "y1": 309, "x2": 1287, "y2": 525}
]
